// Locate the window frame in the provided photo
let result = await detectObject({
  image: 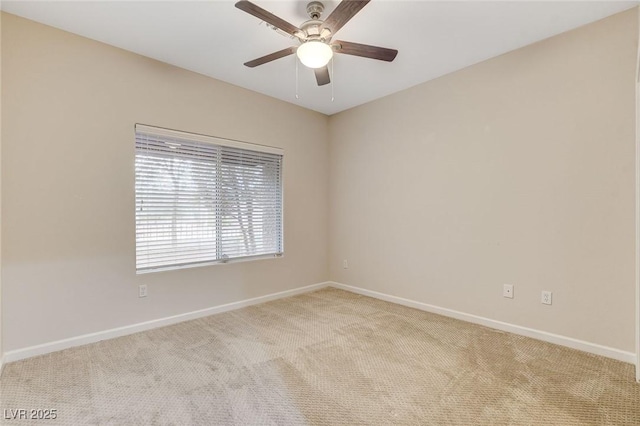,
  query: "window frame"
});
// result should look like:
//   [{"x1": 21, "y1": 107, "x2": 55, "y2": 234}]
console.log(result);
[{"x1": 134, "y1": 124, "x2": 284, "y2": 274}]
